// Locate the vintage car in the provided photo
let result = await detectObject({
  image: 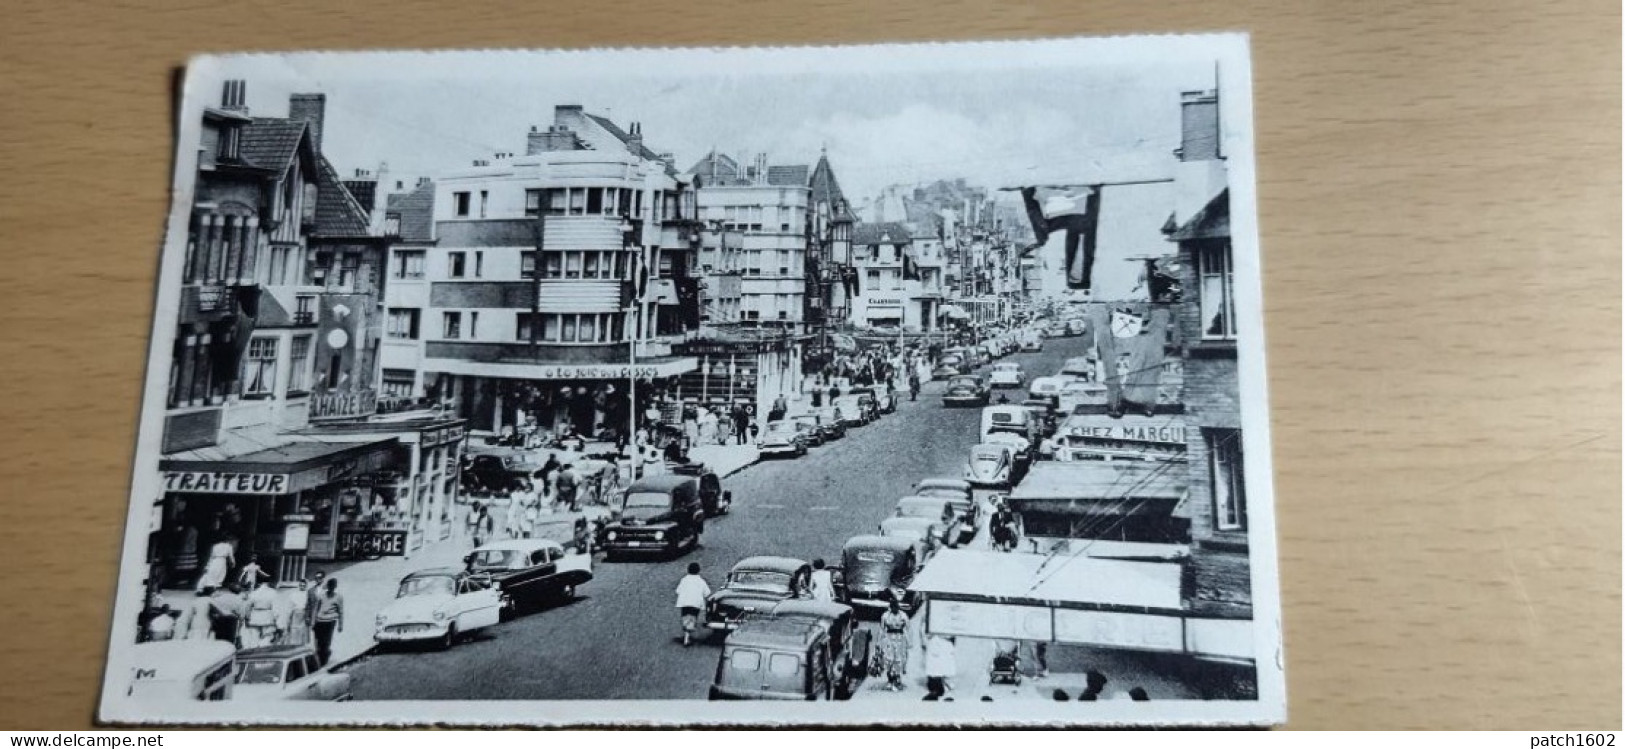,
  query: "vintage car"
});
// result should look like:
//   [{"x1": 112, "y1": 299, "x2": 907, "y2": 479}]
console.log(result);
[
  {"x1": 988, "y1": 362, "x2": 1026, "y2": 389},
  {"x1": 759, "y1": 419, "x2": 810, "y2": 458},
  {"x1": 666, "y1": 462, "x2": 734, "y2": 517},
  {"x1": 1066, "y1": 317, "x2": 1089, "y2": 336},
  {"x1": 879, "y1": 516, "x2": 945, "y2": 562},
  {"x1": 932, "y1": 354, "x2": 969, "y2": 379},
  {"x1": 912, "y1": 478, "x2": 976, "y2": 521},
  {"x1": 1019, "y1": 335, "x2": 1044, "y2": 352},
  {"x1": 791, "y1": 413, "x2": 827, "y2": 447},
  {"x1": 839, "y1": 535, "x2": 921, "y2": 612},
  {"x1": 850, "y1": 385, "x2": 897, "y2": 415},
  {"x1": 1025, "y1": 376, "x2": 1065, "y2": 411},
  {"x1": 600, "y1": 473, "x2": 708, "y2": 559},
  {"x1": 1043, "y1": 321, "x2": 1070, "y2": 338},
  {"x1": 832, "y1": 395, "x2": 870, "y2": 426},
  {"x1": 965, "y1": 441, "x2": 1024, "y2": 489},
  {"x1": 708, "y1": 600, "x2": 868, "y2": 701},
  {"x1": 812, "y1": 406, "x2": 848, "y2": 440},
  {"x1": 970, "y1": 345, "x2": 993, "y2": 367},
  {"x1": 1059, "y1": 380, "x2": 1111, "y2": 415},
  {"x1": 942, "y1": 375, "x2": 991, "y2": 407},
  {"x1": 232, "y1": 645, "x2": 352, "y2": 702},
  {"x1": 982, "y1": 404, "x2": 1036, "y2": 443},
  {"x1": 374, "y1": 568, "x2": 503, "y2": 650},
  {"x1": 1059, "y1": 356, "x2": 1097, "y2": 380},
  {"x1": 125, "y1": 640, "x2": 236, "y2": 701},
  {"x1": 464, "y1": 538, "x2": 592, "y2": 616},
  {"x1": 894, "y1": 494, "x2": 957, "y2": 525},
  {"x1": 705, "y1": 556, "x2": 813, "y2": 631},
  {"x1": 462, "y1": 453, "x2": 537, "y2": 496}
]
